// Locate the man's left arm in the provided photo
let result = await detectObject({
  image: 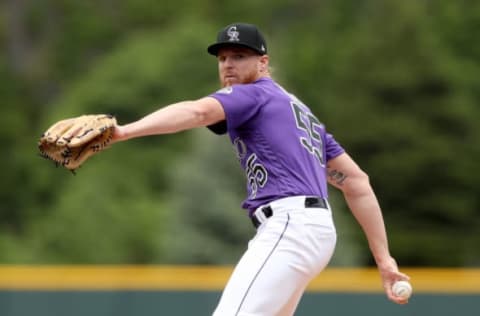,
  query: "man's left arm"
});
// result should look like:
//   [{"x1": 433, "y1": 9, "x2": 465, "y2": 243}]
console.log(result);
[{"x1": 113, "y1": 97, "x2": 225, "y2": 143}]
